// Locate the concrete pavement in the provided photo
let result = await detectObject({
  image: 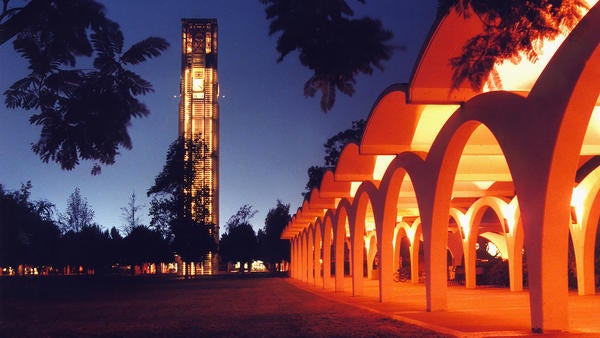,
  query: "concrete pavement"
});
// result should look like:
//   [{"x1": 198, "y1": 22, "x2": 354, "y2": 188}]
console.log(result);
[{"x1": 287, "y1": 278, "x2": 600, "y2": 337}]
